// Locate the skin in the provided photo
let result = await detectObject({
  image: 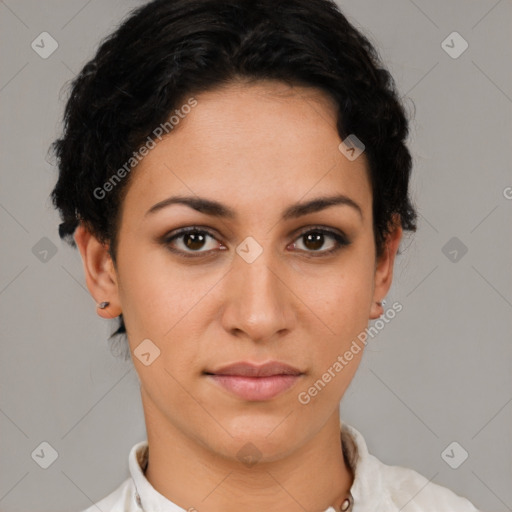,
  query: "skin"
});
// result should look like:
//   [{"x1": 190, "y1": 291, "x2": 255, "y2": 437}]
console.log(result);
[{"x1": 75, "y1": 79, "x2": 402, "y2": 512}]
